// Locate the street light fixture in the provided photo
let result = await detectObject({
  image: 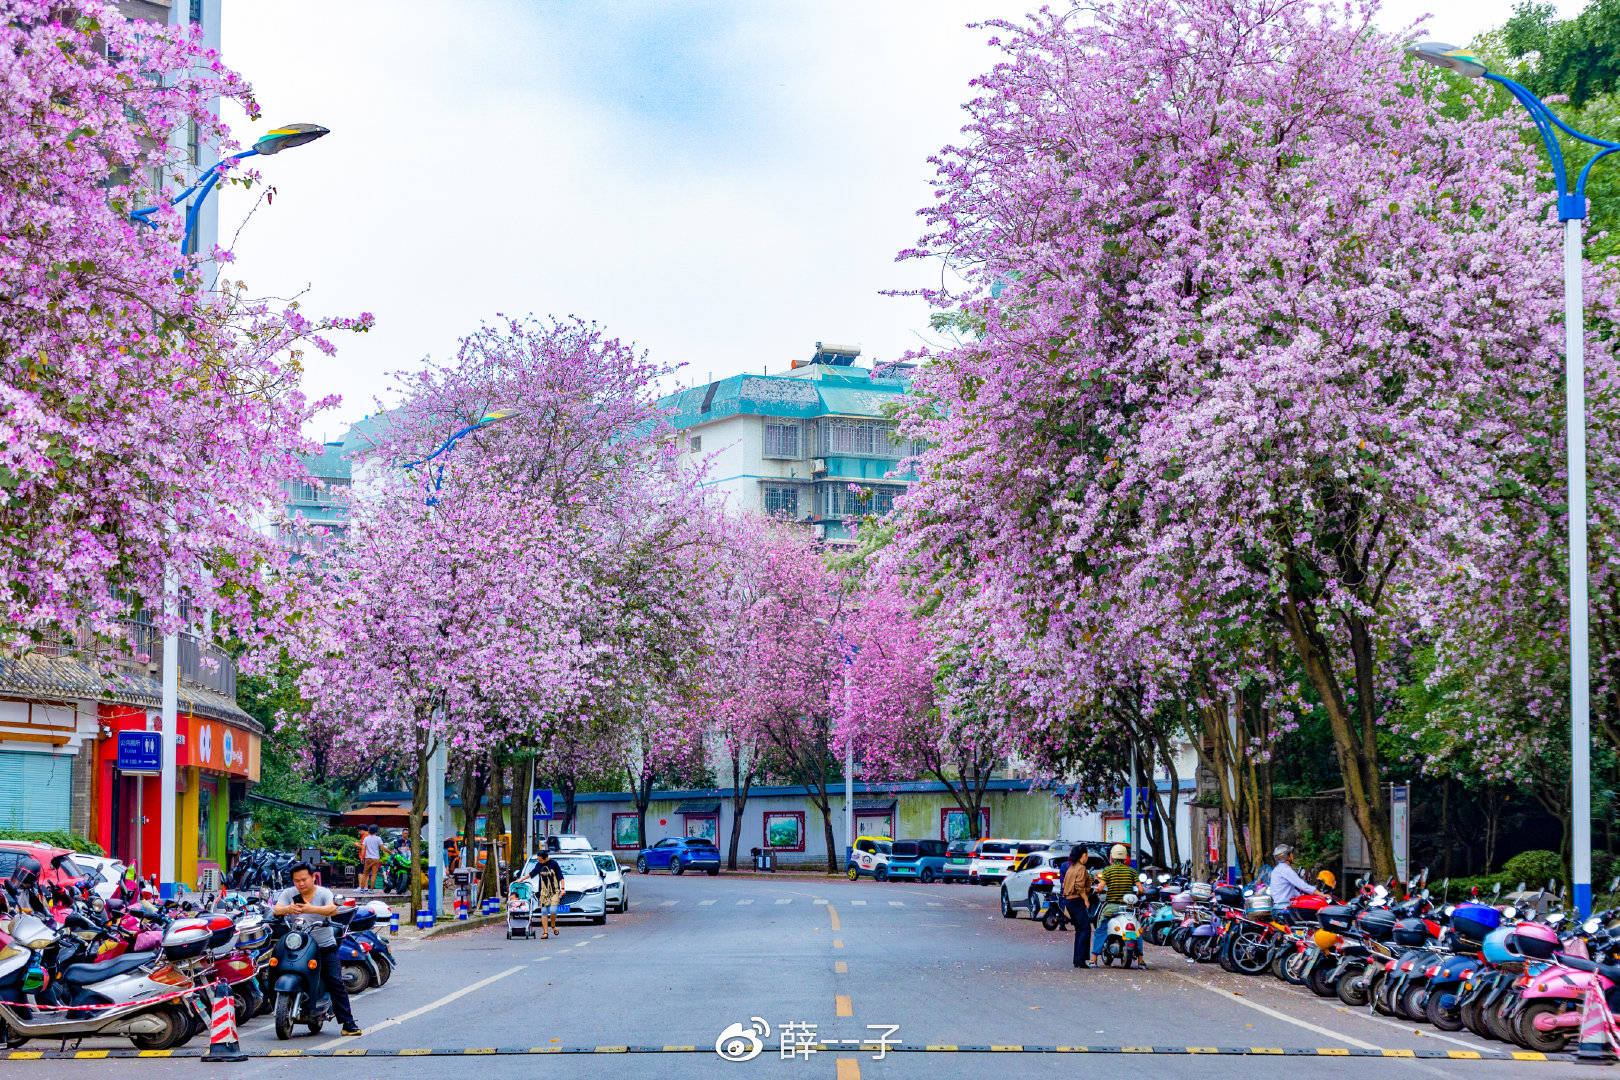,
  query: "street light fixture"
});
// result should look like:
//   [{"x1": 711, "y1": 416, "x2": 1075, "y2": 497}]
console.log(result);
[{"x1": 1406, "y1": 40, "x2": 1620, "y2": 917}]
